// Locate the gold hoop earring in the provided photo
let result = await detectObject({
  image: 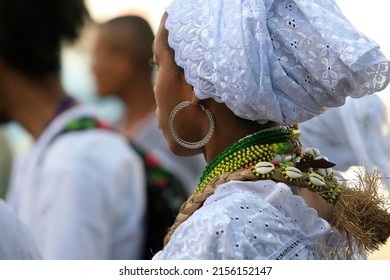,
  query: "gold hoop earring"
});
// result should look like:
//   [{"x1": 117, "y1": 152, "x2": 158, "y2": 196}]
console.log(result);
[{"x1": 168, "y1": 101, "x2": 215, "y2": 149}]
